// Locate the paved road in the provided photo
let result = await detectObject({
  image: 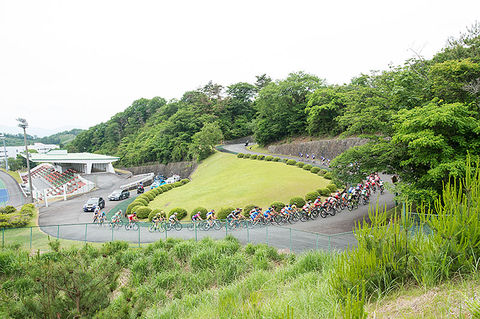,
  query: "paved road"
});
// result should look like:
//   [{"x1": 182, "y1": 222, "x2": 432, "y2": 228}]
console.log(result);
[{"x1": 0, "y1": 170, "x2": 26, "y2": 207}]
